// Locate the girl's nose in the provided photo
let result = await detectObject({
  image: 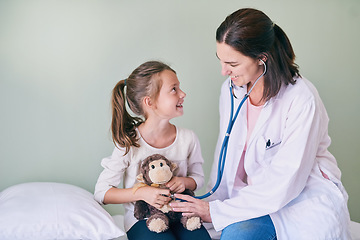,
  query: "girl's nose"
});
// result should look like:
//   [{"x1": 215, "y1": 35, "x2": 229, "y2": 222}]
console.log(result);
[{"x1": 179, "y1": 89, "x2": 186, "y2": 98}]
